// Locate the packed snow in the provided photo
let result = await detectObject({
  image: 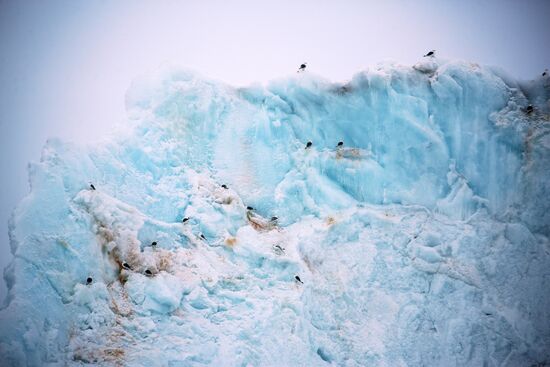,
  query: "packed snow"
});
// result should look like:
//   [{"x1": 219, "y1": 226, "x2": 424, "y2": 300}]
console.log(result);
[{"x1": 1, "y1": 59, "x2": 549, "y2": 366}]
